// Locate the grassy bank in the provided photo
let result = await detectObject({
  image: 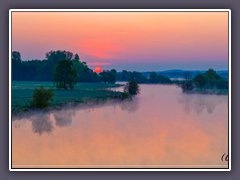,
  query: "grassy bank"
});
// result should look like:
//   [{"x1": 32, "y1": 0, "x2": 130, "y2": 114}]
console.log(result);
[{"x1": 12, "y1": 81, "x2": 128, "y2": 114}]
